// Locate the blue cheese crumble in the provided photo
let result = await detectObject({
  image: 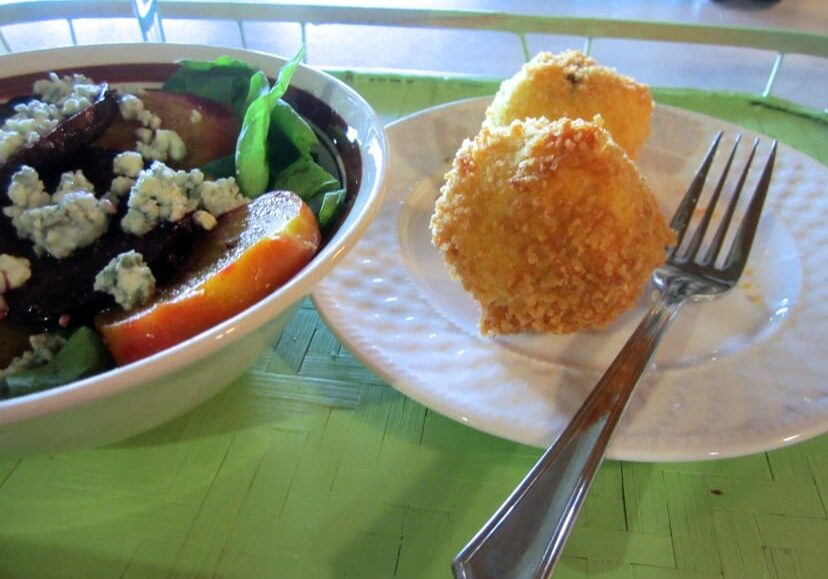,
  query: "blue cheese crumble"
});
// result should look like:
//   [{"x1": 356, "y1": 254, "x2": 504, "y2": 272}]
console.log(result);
[
  {"x1": 113, "y1": 151, "x2": 144, "y2": 178},
  {"x1": 3, "y1": 166, "x2": 112, "y2": 258},
  {"x1": 192, "y1": 178, "x2": 246, "y2": 217},
  {"x1": 192, "y1": 210, "x2": 217, "y2": 231},
  {"x1": 106, "y1": 176, "x2": 135, "y2": 203},
  {"x1": 94, "y1": 250, "x2": 156, "y2": 310},
  {"x1": 0, "y1": 73, "x2": 100, "y2": 163},
  {"x1": 3, "y1": 165, "x2": 50, "y2": 218},
  {"x1": 119, "y1": 94, "x2": 187, "y2": 163},
  {"x1": 121, "y1": 161, "x2": 246, "y2": 235},
  {"x1": 14, "y1": 191, "x2": 112, "y2": 259},
  {"x1": 0, "y1": 254, "x2": 31, "y2": 293},
  {"x1": 0, "y1": 101, "x2": 59, "y2": 163},
  {"x1": 0, "y1": 130, "x2": 25, "y2": 164},
  {"x1": 121, "y1": 161, "x2": 200, "y2": 236},
  {"x1": 119, "y1": 93, "x2": 161, "y2": 129},
  {"x1": 33, "y1": 72, "x2": 99, "y2": 116},
  {"x1": 137, "y1": 128, "x2": 187, "y2": 162},
  {"x1": 104, "y1": 151, "x2": 145, "y2": 203},
  {"x1": 54, "y1": 170, "x2": 95, "y2": 201}
]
